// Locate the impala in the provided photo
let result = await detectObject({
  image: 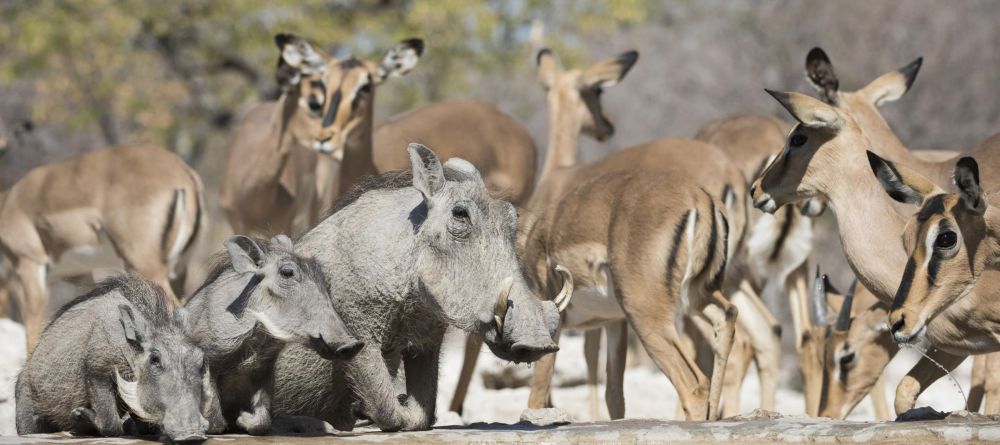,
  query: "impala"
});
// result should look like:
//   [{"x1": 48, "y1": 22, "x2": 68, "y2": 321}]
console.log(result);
[
  {"x1": 220, "y1": 34, "x2": 423, "y2": 236},
  {"x1": 446, "y1": 46, "x2": 639, "y2": 417},
  {"x1": 0, "y1": 145, "x2": 204, "y2": 351},
  {"x1": 751, "y1": 79, "x2": 1000, "y2": 415}
]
